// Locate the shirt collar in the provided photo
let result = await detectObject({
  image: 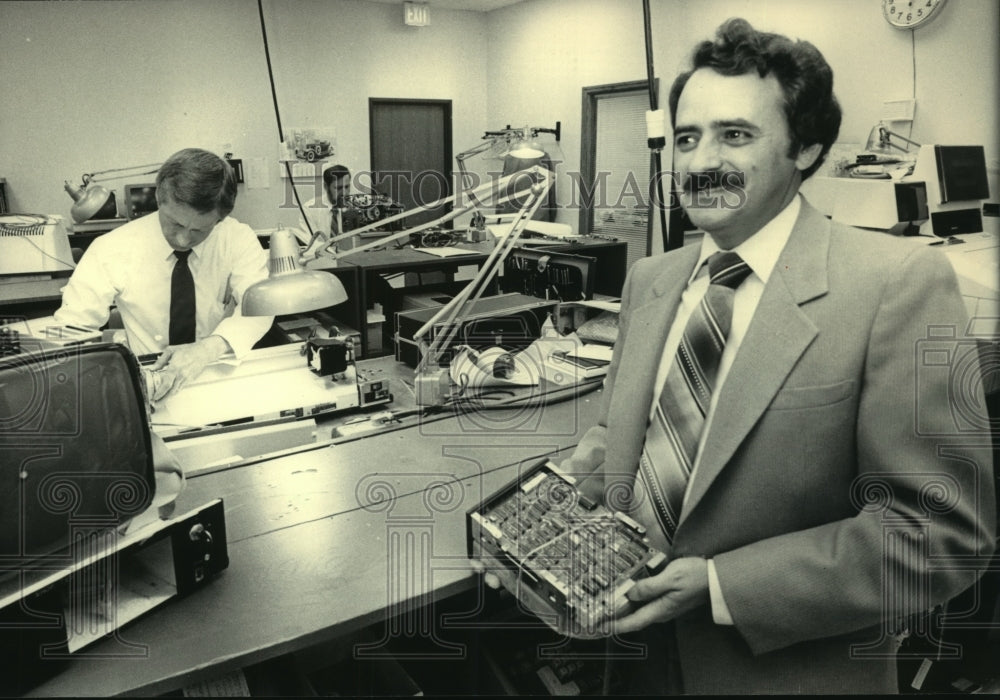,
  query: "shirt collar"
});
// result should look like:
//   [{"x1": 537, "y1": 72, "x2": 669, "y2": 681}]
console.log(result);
[
  {"x1": 691, "y1": 194, "x2": 801, "y2": 285},
  {"x1": 155, "y1": 218, "x2": 210, "y2": 263}
]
